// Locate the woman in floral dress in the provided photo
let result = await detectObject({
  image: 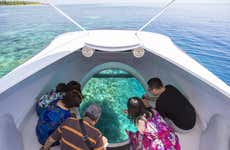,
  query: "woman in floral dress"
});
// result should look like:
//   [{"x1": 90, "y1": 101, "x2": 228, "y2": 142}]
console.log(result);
[{"x1": 126, "y1": 97, "x2": 180, "y2": 150}]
